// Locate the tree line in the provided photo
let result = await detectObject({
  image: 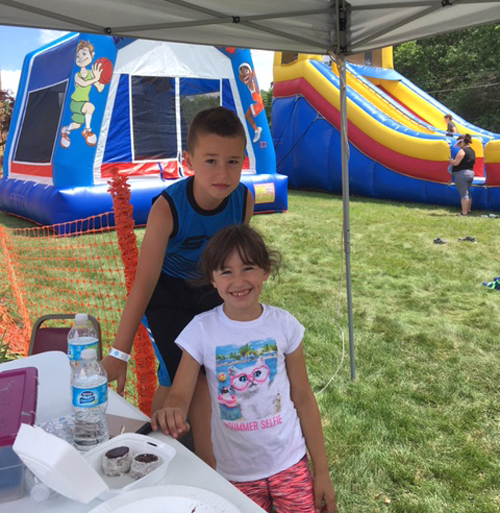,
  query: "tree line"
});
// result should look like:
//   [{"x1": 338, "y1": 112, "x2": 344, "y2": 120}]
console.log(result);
[{"x1": 394, "y1": 24, "x2": 500, "y2": 133}]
